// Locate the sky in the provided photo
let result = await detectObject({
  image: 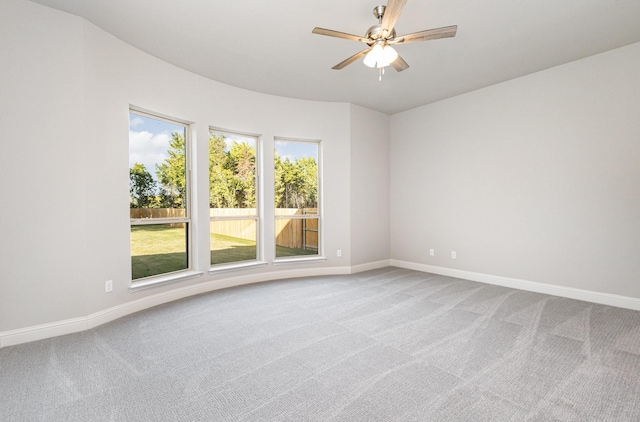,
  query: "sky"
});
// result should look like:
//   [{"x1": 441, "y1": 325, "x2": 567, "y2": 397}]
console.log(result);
[
  {"x1": 211, "y1": 130, "x2": 256, "y2": 151},
  {"x1": 129, "y1": 112, "x2": 184, "y2": 181},
  {"x1": 275, "y1": 140, "x2": 318, "y2": 162}
]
